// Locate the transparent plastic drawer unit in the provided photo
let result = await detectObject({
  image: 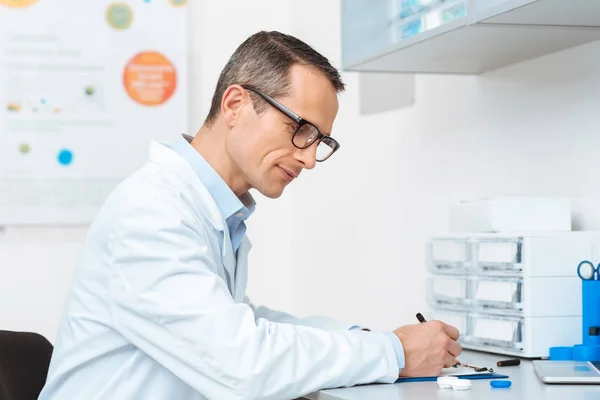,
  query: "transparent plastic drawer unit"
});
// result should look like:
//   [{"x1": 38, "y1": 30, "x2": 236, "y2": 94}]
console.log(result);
[
  {"x1": 428, "y1": 275, "x2": 467, "y2": 307},
  {"x1": 469, "y1": 277, "x2": 523, "y2": 310},
  {"x1": 429, "y1": 276, "x2": 523, "y2": 312},
  {"x1": 473, "y1": 238, "x2": 523, "y2": 274},
  {"x1": 426, "y1": 232, "x2": 600, "y2": 357},
  {"x1": 463, "y1": 314, "x2": 524, "y2": 352},
  {"x1": 428, "y1": 237, "x2": 522, "y2": 275},
  {"x1": 430, "y1": 310, "x2": 582, "y2": 357},
  {"x1": 427, "y1": 239, "x2": 470, "y2": 273}
]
